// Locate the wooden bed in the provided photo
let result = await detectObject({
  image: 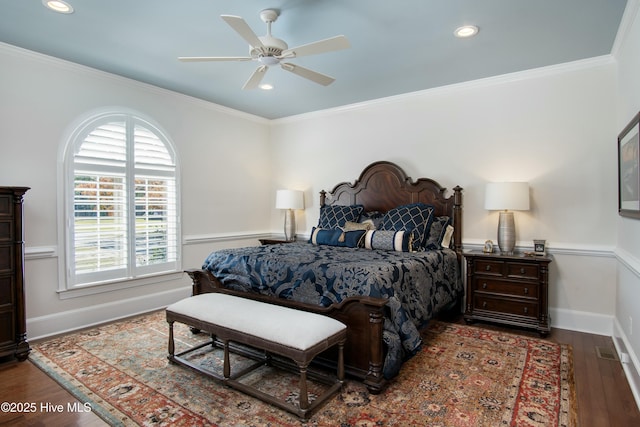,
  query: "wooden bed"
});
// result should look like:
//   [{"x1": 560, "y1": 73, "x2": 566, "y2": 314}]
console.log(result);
[{"x1": 186, "y1": 160, "x2": 463, "y2": 394}]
